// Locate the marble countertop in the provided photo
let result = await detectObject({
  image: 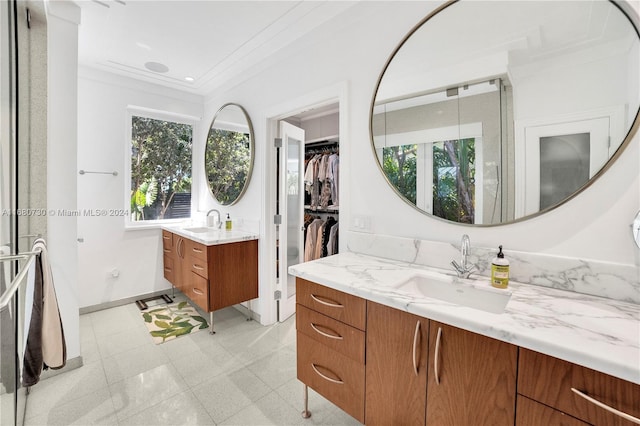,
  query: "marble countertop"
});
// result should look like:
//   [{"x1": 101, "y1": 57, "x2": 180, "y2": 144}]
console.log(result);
[
  {"x1": 289, "y1": 252, "x2": 640, "y2": 385},
  {"x1": 162, "y1": 223, "x2": 258, "y2": 246}
]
